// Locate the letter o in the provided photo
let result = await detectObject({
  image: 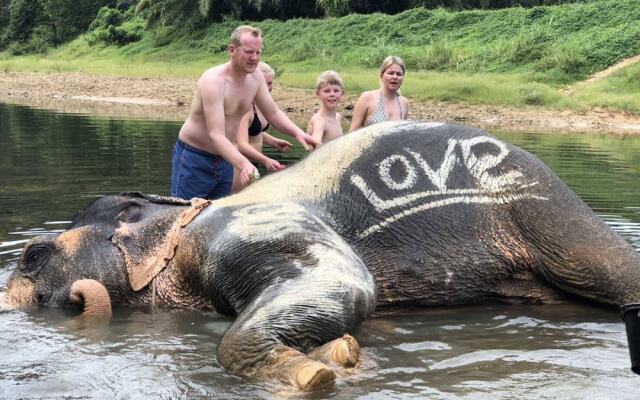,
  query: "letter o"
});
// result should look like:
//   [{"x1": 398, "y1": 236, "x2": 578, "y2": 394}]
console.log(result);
[{"x1": 378, "y1": 155, "x2": 417, "y2": 190}]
